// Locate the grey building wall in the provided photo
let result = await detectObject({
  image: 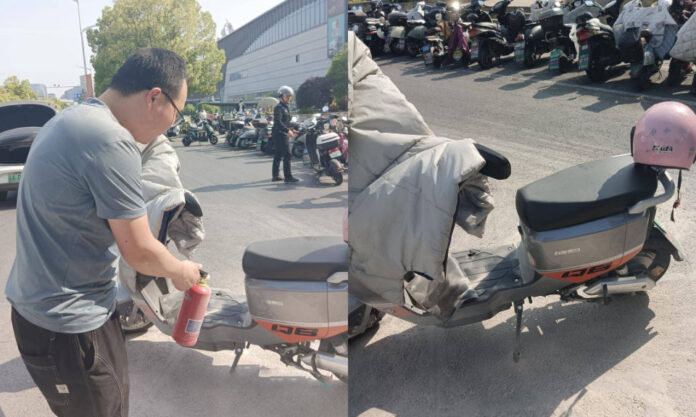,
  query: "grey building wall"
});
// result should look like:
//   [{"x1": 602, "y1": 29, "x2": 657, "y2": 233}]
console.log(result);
[
  {"x1": 223, "y1": 25, "x2": 330, "y2": 100},
  {"x1": 216, "y1": 0, "x2": 345, "y2": 102}
]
